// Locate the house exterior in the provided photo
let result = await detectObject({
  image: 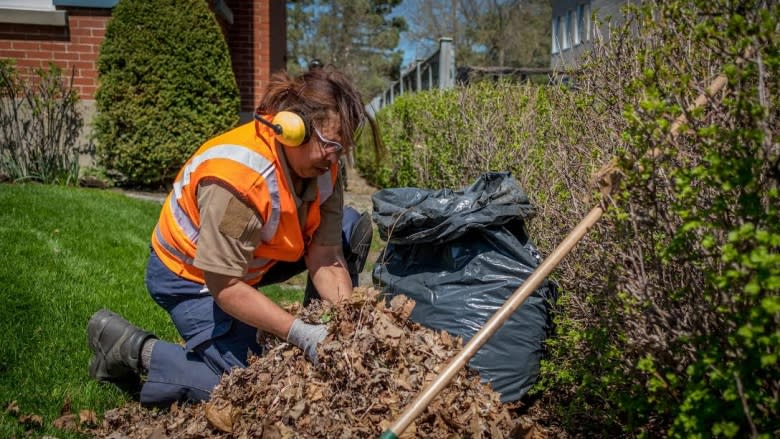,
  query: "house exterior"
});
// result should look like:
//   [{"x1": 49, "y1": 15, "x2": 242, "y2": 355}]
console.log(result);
[
  {"x1": 551, "y1": 0, "x2": 630, "y2": 70},
  {"x1": 0, "y1": 0, "x2": 287, "y2": 119}
]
